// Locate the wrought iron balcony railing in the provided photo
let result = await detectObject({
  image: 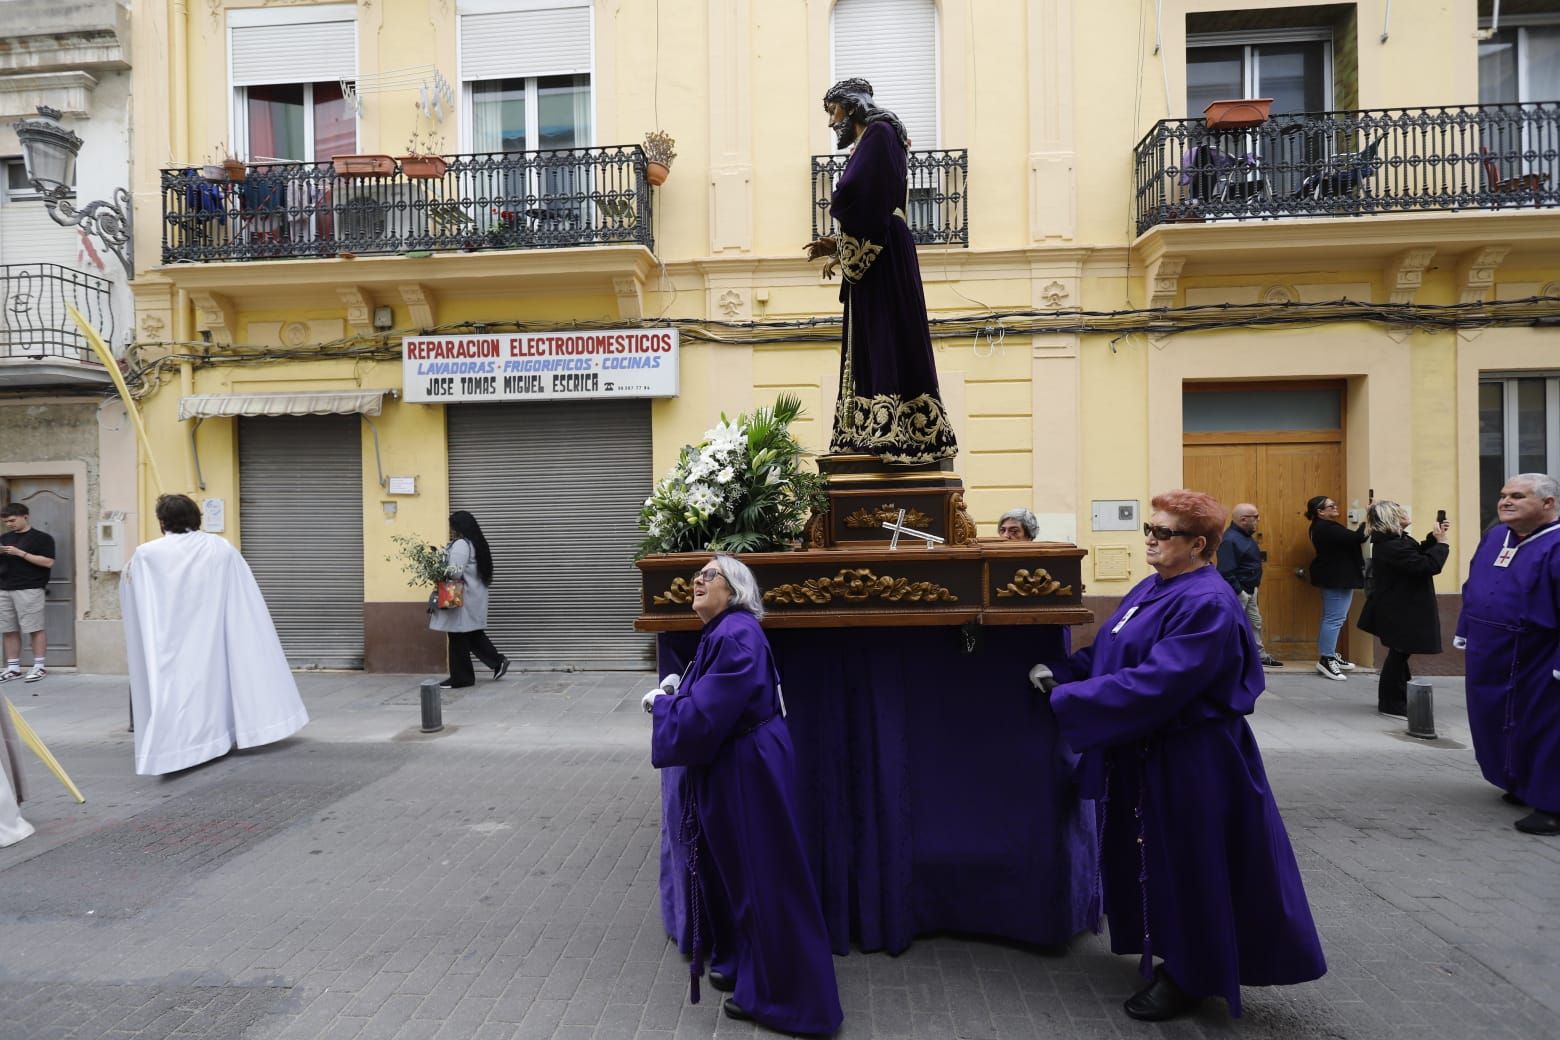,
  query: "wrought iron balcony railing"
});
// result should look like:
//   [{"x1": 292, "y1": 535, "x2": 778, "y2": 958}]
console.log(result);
[
  {"x1": 161, "y1": 146, "x2": 653, "y2": 263},
  {"x1": 1134, "y1": 102, "x2": 1560, "y2": 235},
  {"x1": 0, "y1": 263, "x2": 116, "y2": 364},
  {"x1": 811, "y1": 149, "x2": 969, "y2": 247}
]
